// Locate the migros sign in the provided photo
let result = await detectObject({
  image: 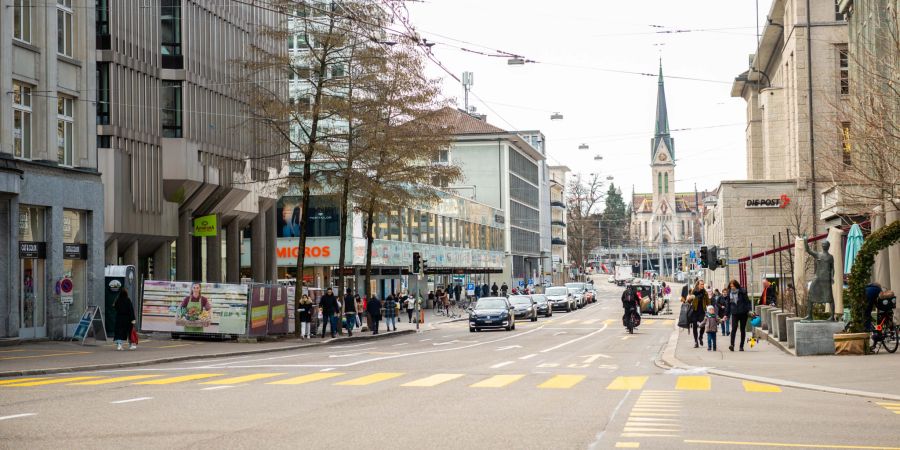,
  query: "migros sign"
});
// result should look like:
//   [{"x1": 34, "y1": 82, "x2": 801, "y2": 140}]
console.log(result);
[{"x1": 276, "y1": 244, "x2": 332, "y2": 259}]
